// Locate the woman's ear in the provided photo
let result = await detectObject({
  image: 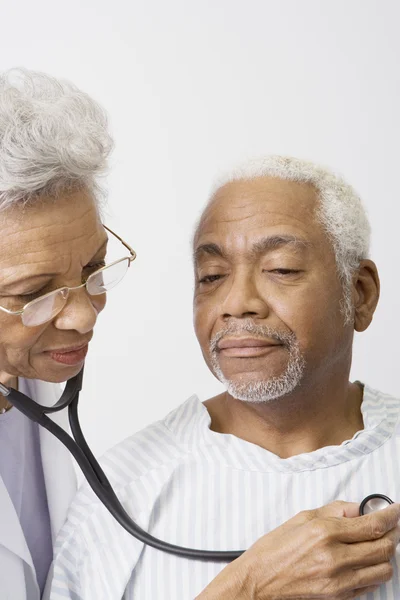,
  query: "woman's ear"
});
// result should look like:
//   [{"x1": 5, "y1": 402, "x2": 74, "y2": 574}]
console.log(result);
[{"x1": 353, "y1": 260, "x2": 380, "y2": 332}]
